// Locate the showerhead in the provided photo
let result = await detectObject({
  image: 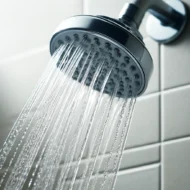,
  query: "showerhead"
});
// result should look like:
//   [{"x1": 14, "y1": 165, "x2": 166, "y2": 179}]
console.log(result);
[
  {"x1": 49, "y1": 0, "x2": 187, "y2": 98},
  {"x1": 50, "y1": 15, "x2": 153, "y2": 98}
]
